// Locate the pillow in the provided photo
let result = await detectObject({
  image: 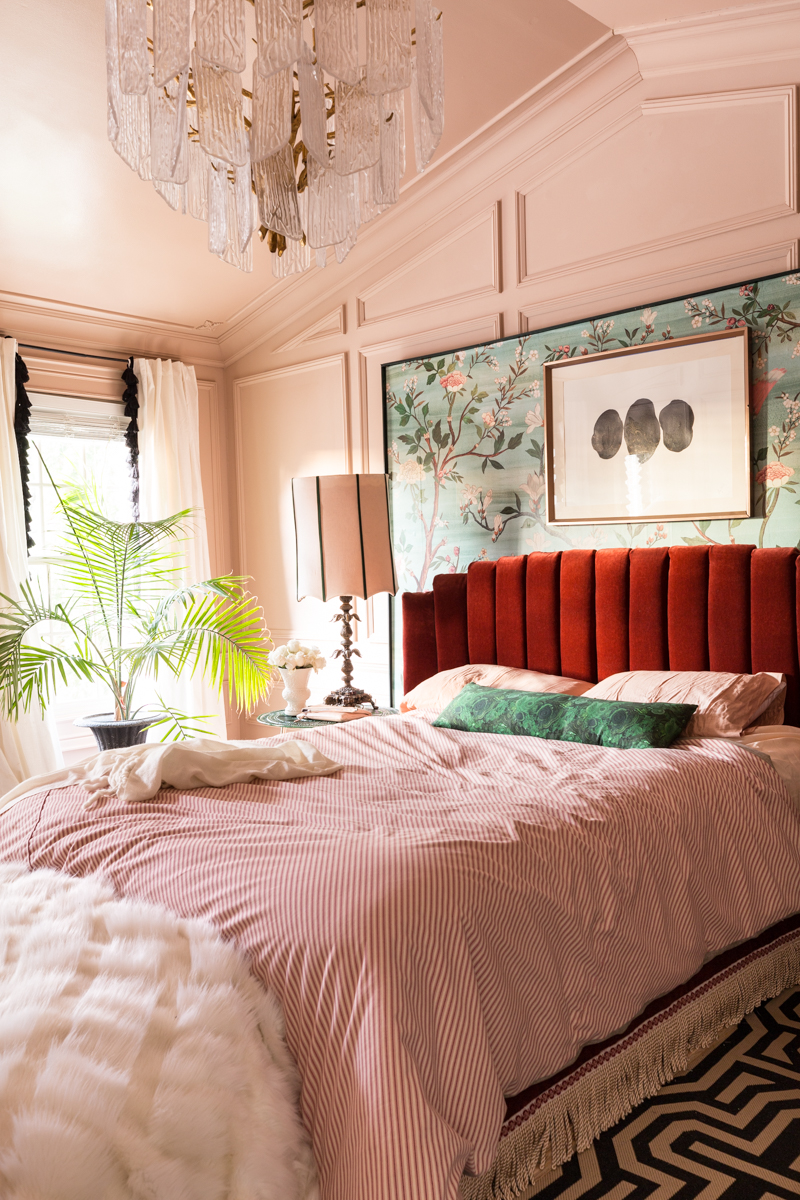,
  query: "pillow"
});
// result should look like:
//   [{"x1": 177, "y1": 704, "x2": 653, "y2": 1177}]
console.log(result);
[
  {"x1": 740, "y1": 727, "x2": 800, "y2": 806},
  {"x1": 583, "y1": 671, "x2": 786, "y2": 738},
  {"x1": 401, "y1": 664, "x2": 592, "y2": 713},
  {"x1": 432, "y1": 684, "x2": 696, "y2": 749},
  {"x1": 743, "y1": 689, "x2": 785, "y2": 733}
]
